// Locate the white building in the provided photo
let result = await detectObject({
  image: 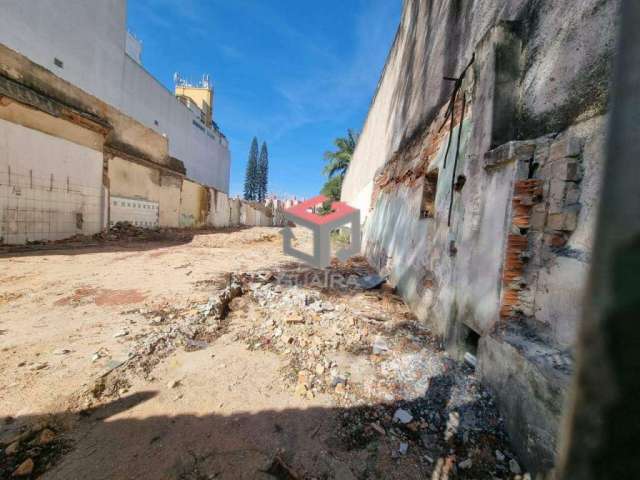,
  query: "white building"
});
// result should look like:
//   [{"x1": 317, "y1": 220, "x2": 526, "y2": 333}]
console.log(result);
[{"x1": 0, "y1": 0, "x2": 230, "y2": 193}]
